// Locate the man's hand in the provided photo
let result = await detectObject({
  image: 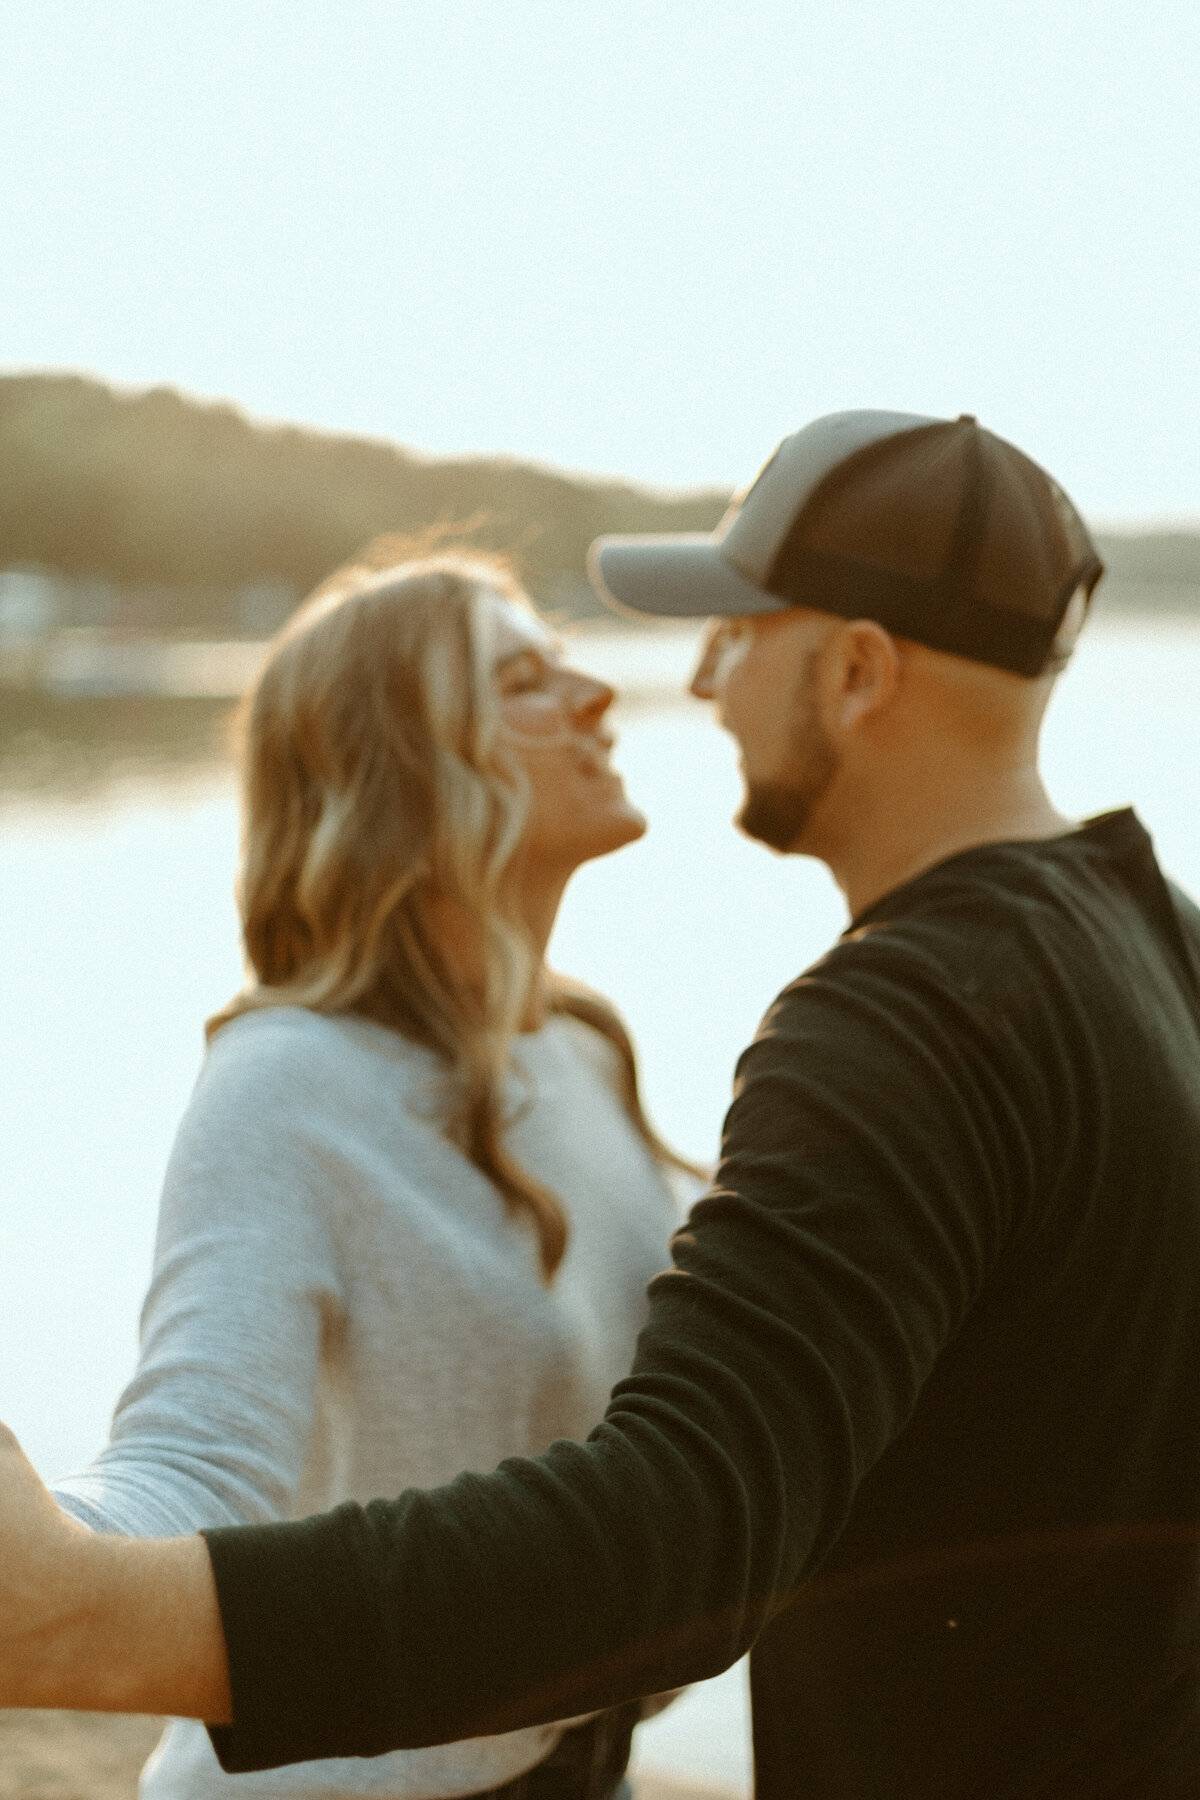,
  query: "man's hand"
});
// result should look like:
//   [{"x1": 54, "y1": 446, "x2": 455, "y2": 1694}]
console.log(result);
[
  {"x1": 0, "y1": 1421, "x2": 94, "y2": 1707},
  {"x1": 0, "y1": 1422, "x2": 231, "y2": 1720}
]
